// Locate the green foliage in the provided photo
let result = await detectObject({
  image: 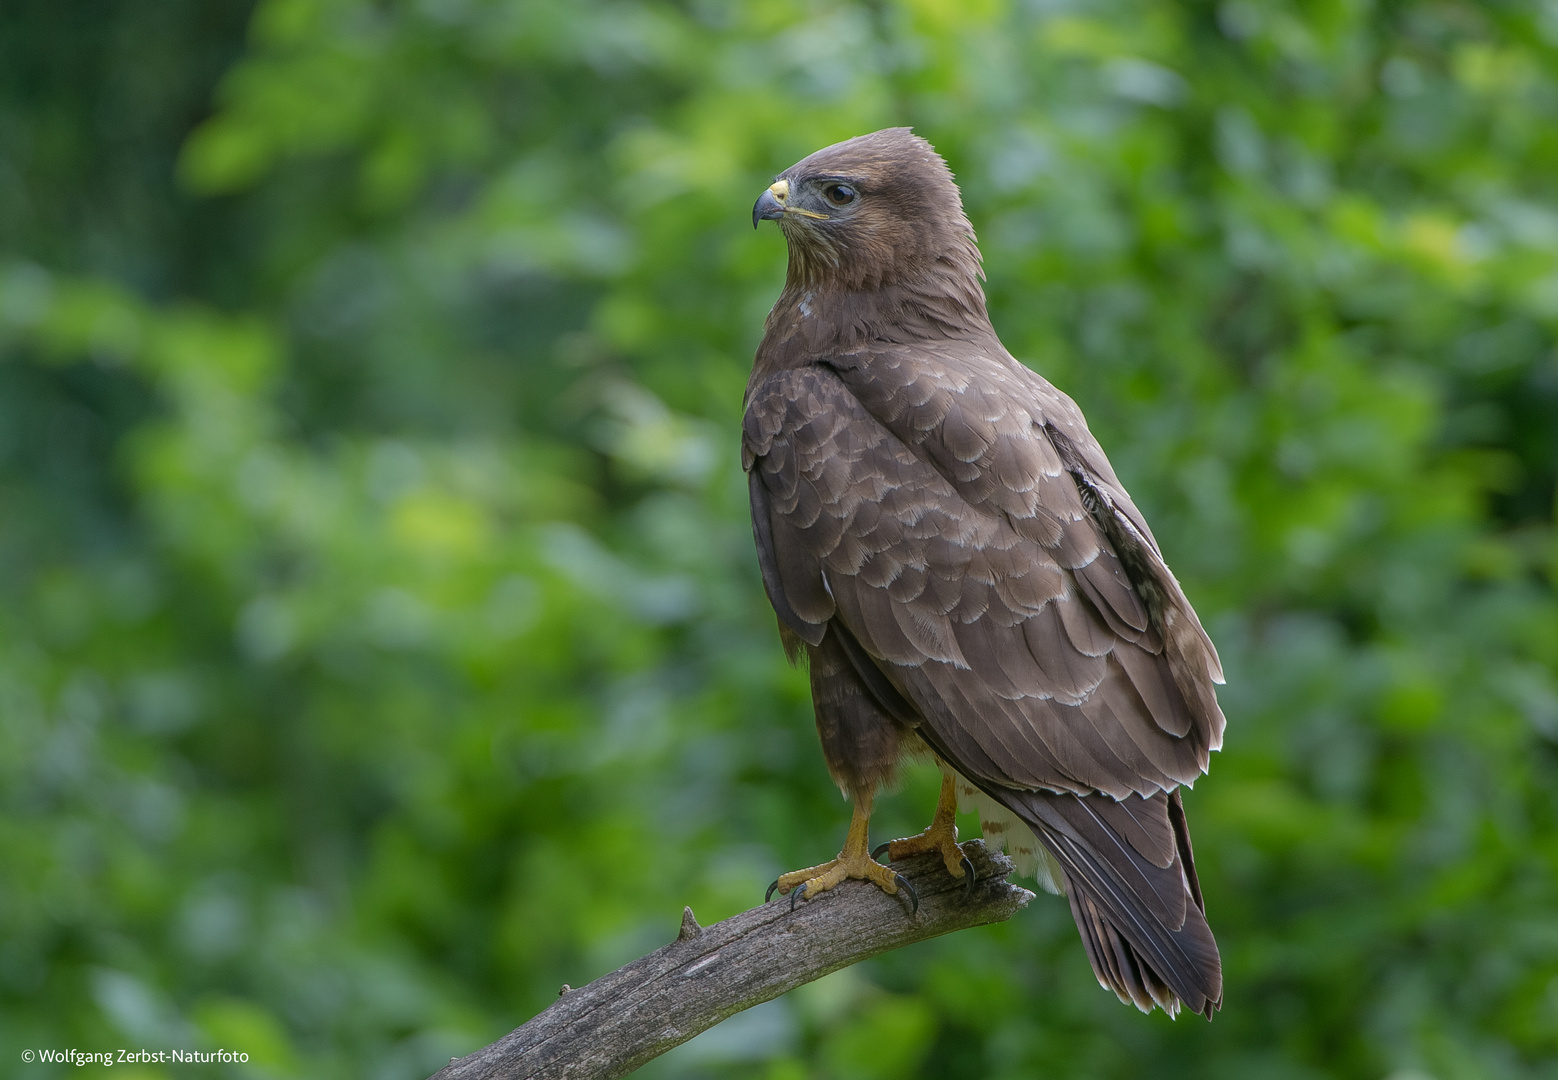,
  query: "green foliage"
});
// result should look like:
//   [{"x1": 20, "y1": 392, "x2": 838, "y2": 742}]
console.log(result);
[{"x1": 2, "y1": 0, "x2": 1557, "y2": 1077}]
